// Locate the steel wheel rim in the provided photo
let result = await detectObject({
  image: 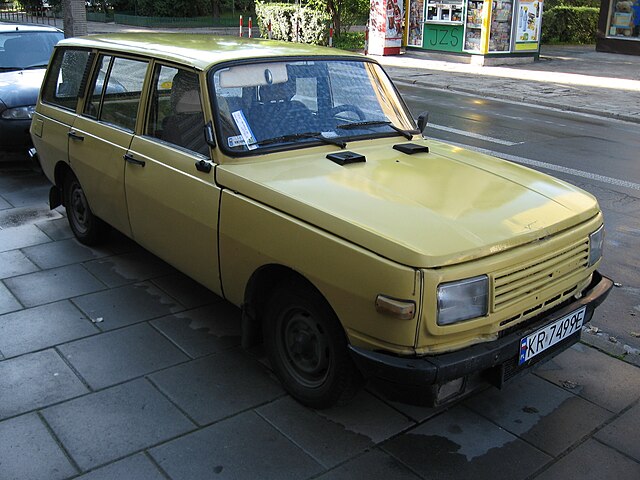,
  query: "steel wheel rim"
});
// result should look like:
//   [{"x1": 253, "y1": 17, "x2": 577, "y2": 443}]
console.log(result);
[
  {"x1": 69, "y1": 181, "x2": 90, "y2": 234},
  {"x1": 277, "y1": 306, "x2": 331, "y2": 388}
]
